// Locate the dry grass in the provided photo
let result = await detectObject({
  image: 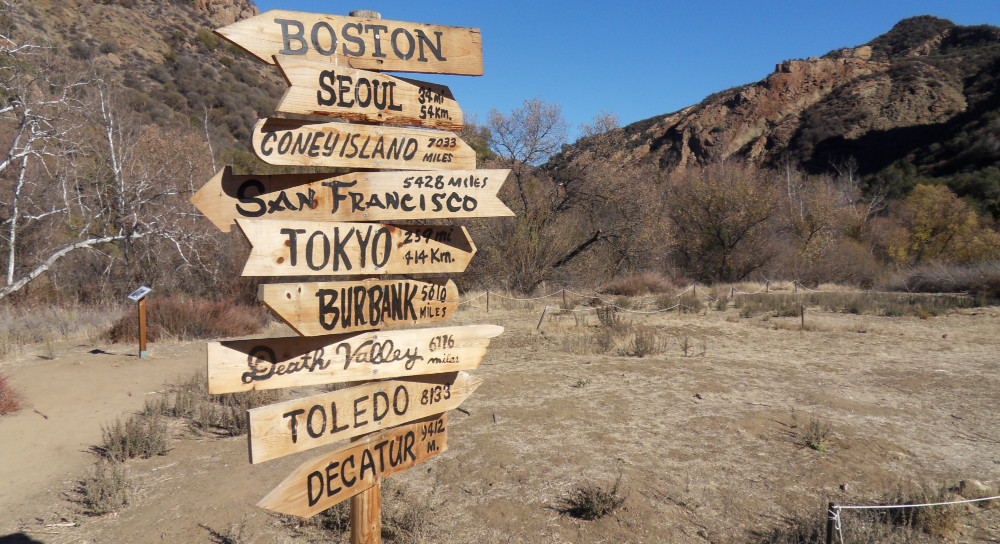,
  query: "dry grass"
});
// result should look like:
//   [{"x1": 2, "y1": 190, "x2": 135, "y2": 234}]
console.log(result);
[
  {"x1": 0, "y1": 373, "x2": 21, "y2": 415},
  {"x1": 143, "y1": 371, "x2": 281, "y2": 437},
  {"x1": 103, "y1": 296, "x2": 269, "y2": 343},
  {"x1": 98, "y1": 413, "x2": 171, "y2": 461},
  {"x1": 0, "y1": 303, "x2": 118, "y2": 357},
  {"x1": 77, "y1": 459, "x2": 134, "y2": 516},
  {"x1": 599, "y1": 272, "x2": 676, "y2": 296}
]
